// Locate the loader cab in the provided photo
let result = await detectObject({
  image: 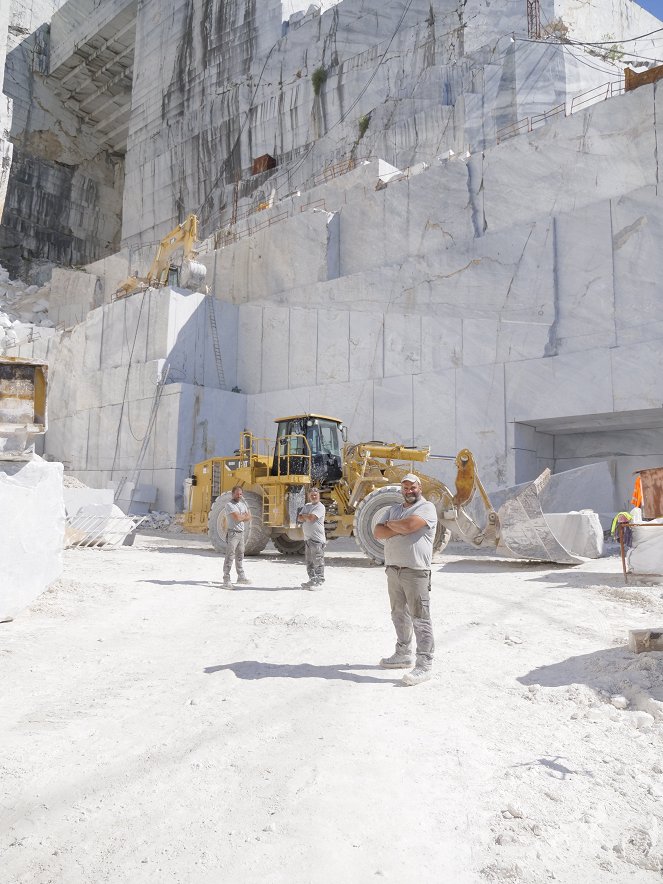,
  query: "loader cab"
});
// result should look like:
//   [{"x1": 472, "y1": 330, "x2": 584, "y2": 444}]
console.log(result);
[{"x1": 273, "y1": 414, "x2": 345, "y2": 485}]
